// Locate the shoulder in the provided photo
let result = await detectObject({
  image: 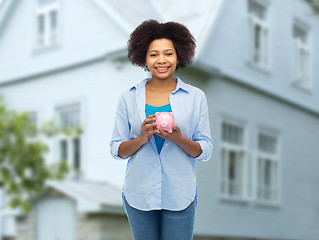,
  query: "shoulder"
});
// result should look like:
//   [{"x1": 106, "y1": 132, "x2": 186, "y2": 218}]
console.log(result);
[
  {"x1": 119, "y1": 78, "x2": 149, "y2": 100},
  {"x1": 177, "y1": 79, "x2": 208, "y2": 111},
  {"x1": 179, "y1": 79, "x2": 206, "y2": 99},
  {"x1": 187, "y1": 84, "x2": 205, "y2": 96}
]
